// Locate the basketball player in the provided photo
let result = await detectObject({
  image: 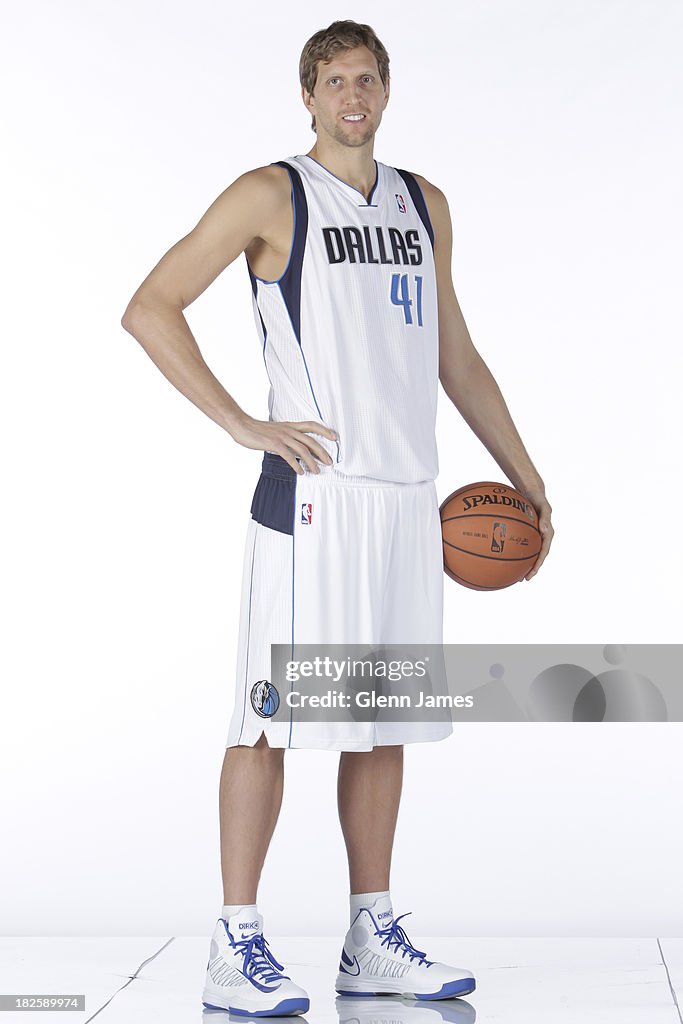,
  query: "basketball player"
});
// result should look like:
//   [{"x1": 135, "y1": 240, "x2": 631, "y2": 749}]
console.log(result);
[{"x1": 121, "y1": 20, "x2": 553, "y2": 1016}]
